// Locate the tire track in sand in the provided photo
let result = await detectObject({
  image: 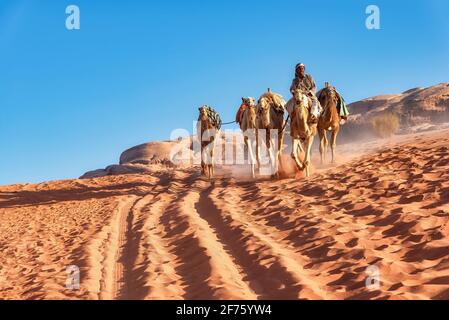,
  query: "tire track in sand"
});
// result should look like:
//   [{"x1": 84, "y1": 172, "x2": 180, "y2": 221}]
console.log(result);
[
  {"x1": 83, "y1": 174, "x2": 183, "y2": 300},
  {"x1": 83, "y1": 195, "x2": 139, "y2": 300},
  {"x1": 198, "y1": 180, "x2": 331, "y2": 299},
  {"x1": 110, "y1": 174, "x2": 181, "y2": 299},
  {"x1": 160, "y1": 175, "x2": 257, "y2": 299},
  {"x1": 84, "y1": 172, "x2": 326, "y2": 299},
  {"x1": 120, "y1": 191, "x2": 185, "y2": 300},
  {"x1": 141, "y1": 191, "x2": 186, "y2": 299}
]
